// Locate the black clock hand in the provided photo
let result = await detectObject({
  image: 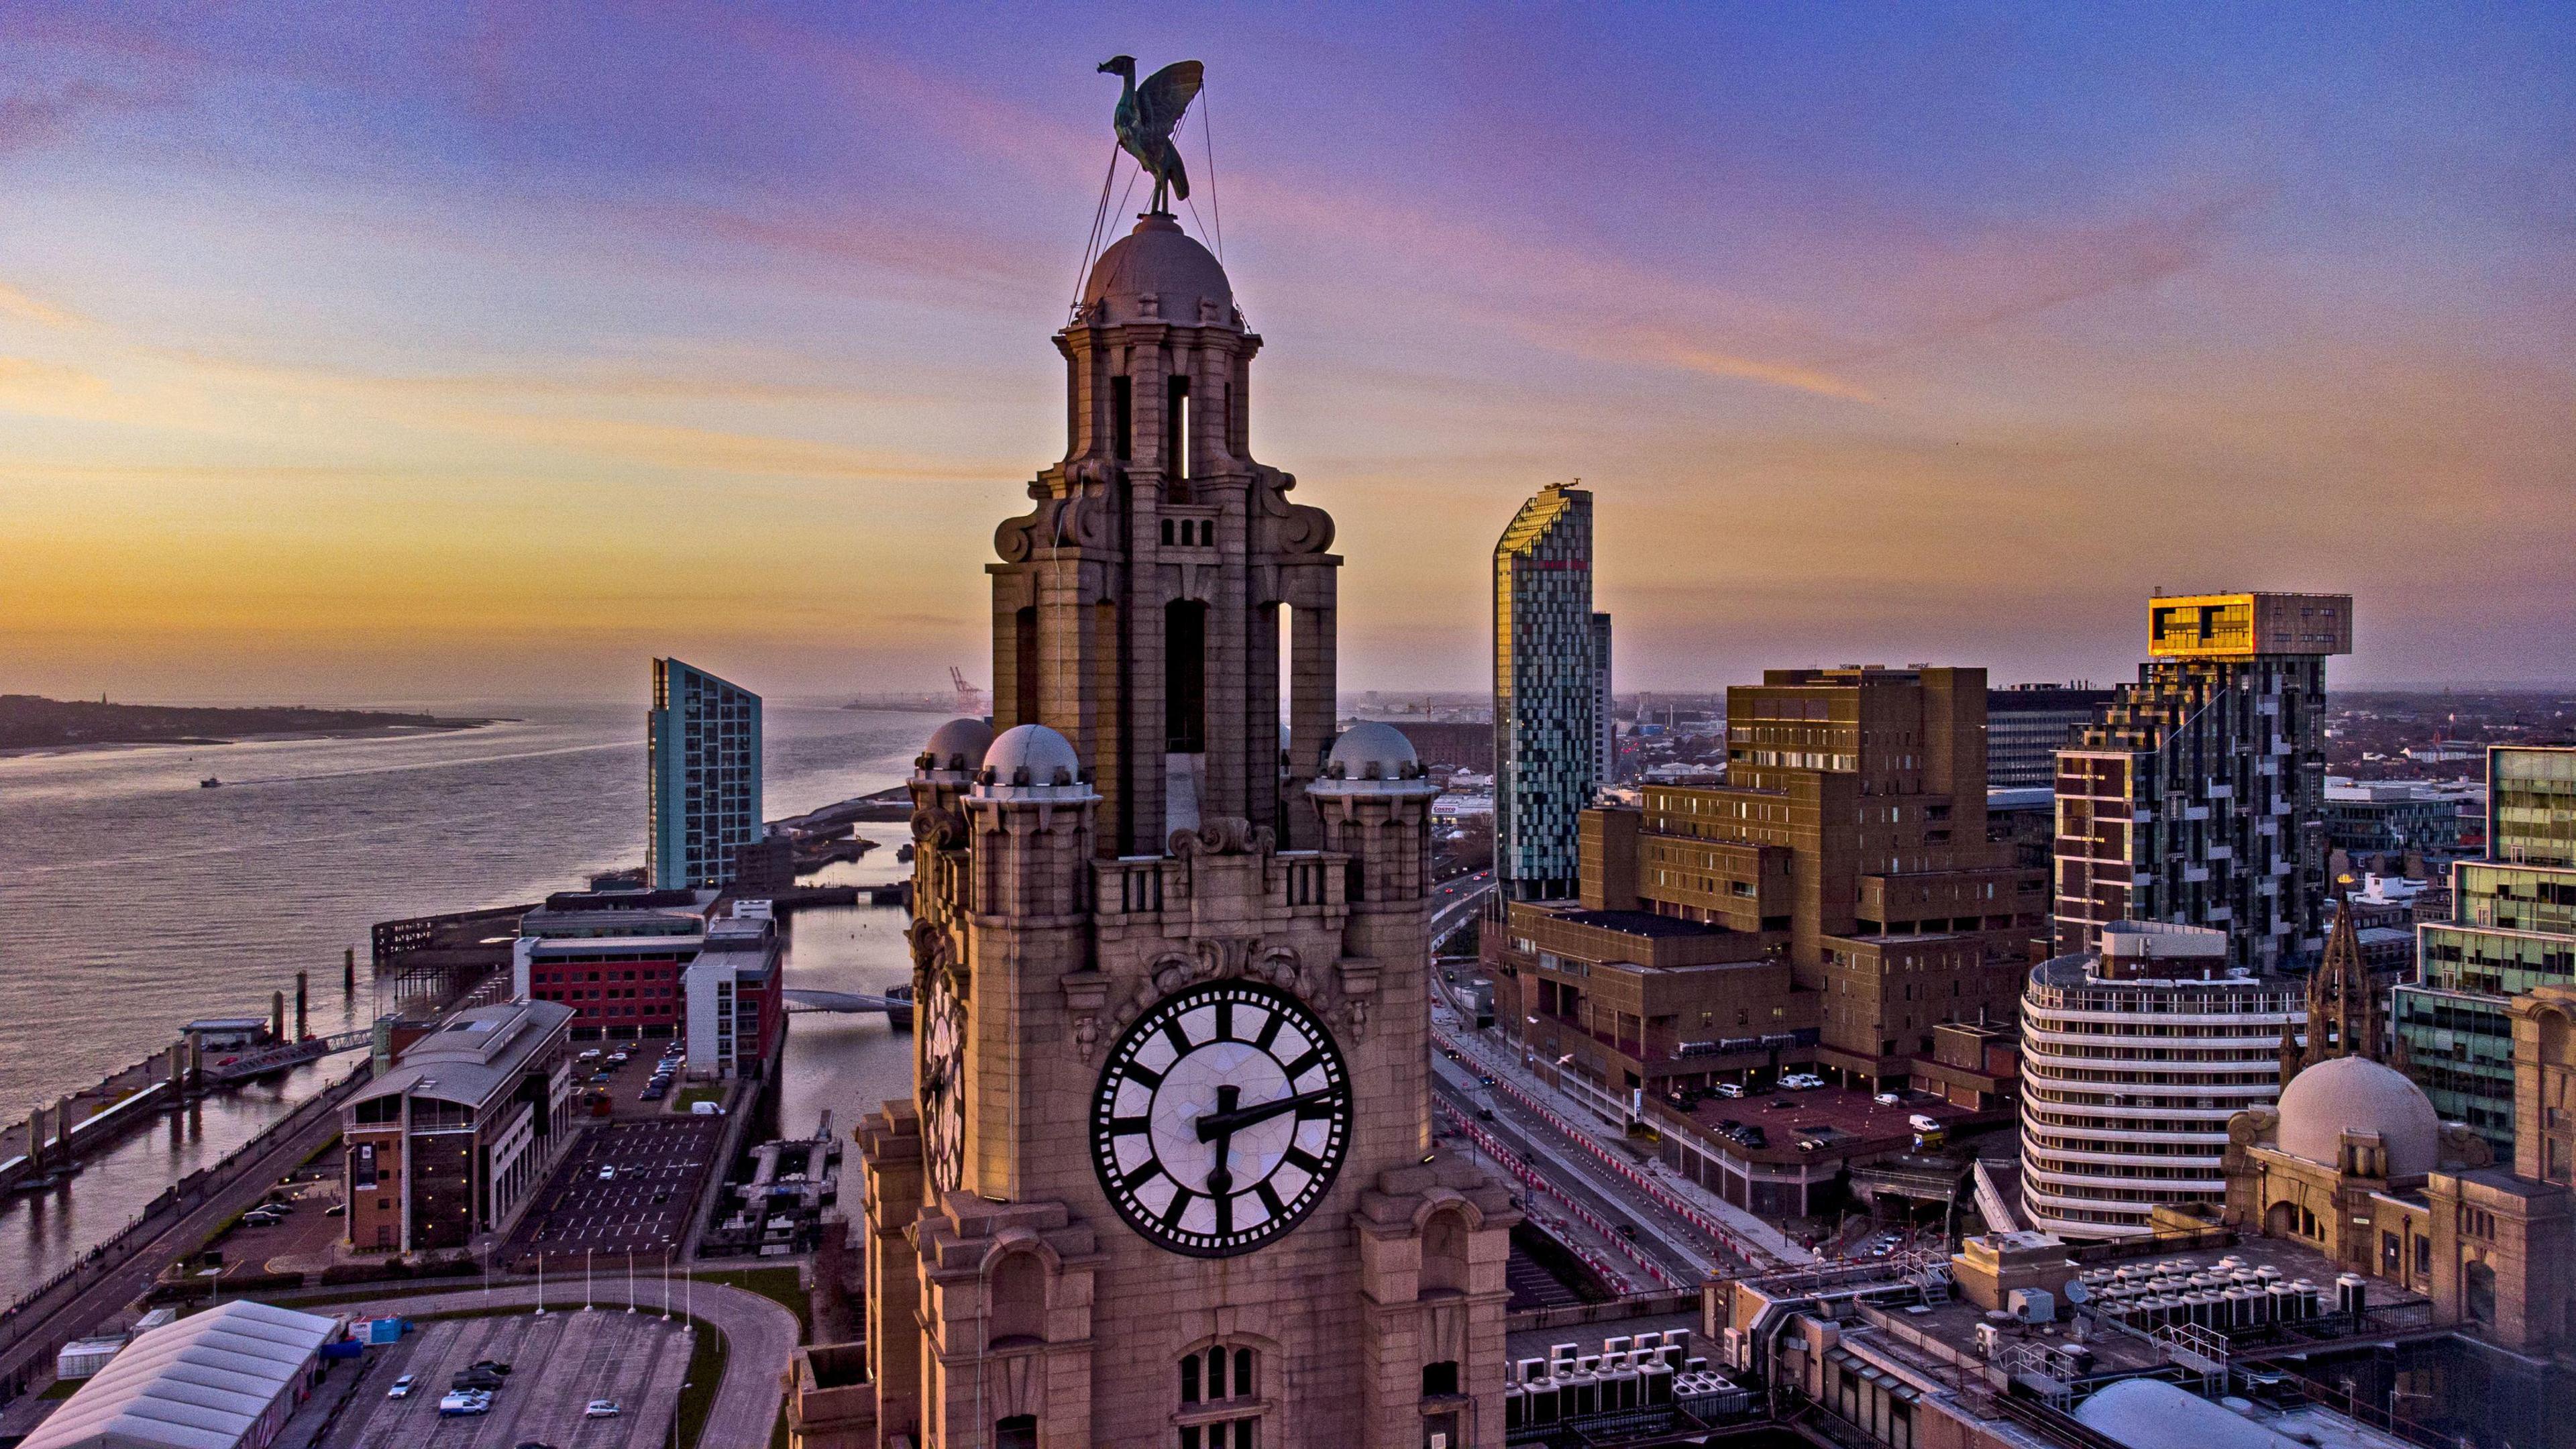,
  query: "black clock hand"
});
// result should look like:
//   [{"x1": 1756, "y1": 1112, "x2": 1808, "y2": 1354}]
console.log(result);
[
  {"x1": 1203, "y1": 1085, "x2": 1240, "y2": 1197},
  {"x1": 1195, "y1": 1085, "x2": 1340, "y2": 1142}
]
